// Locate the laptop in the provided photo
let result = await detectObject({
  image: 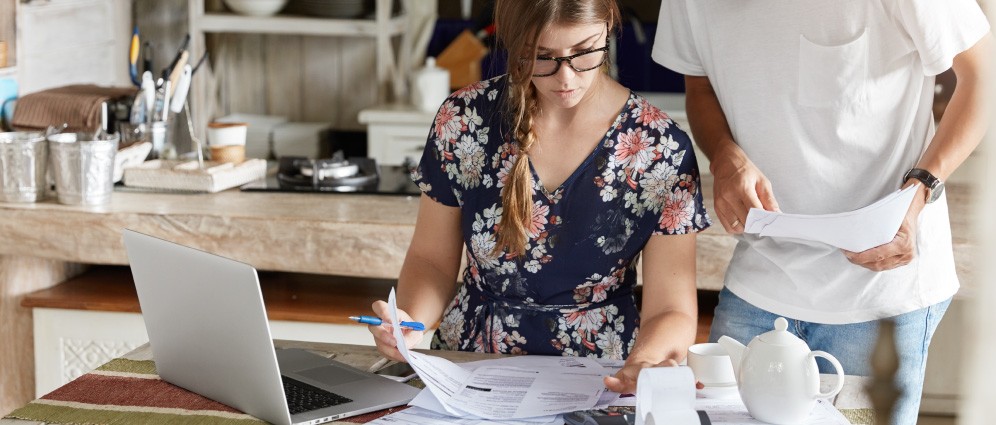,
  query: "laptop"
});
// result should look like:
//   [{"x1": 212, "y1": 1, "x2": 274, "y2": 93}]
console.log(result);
[{"x1": 122, "y1": 229, "x2": 421, "y2": 425}]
